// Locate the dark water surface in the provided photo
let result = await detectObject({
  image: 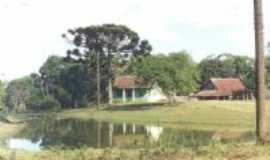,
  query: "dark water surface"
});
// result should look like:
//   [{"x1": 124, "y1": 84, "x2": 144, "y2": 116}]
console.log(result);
[{"x1": 6, "y1": 116, "x2": 255, "y2": 151}]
